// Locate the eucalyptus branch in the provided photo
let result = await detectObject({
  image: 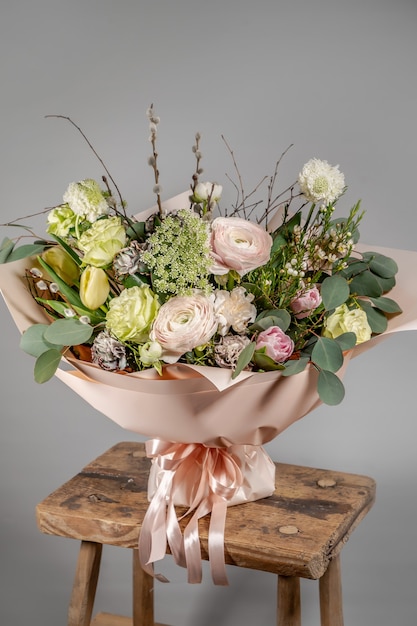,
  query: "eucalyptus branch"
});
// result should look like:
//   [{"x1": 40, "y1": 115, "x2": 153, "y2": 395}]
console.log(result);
[{"x1": 45, "y1": 115, "x2": 126, "y2": 213}]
